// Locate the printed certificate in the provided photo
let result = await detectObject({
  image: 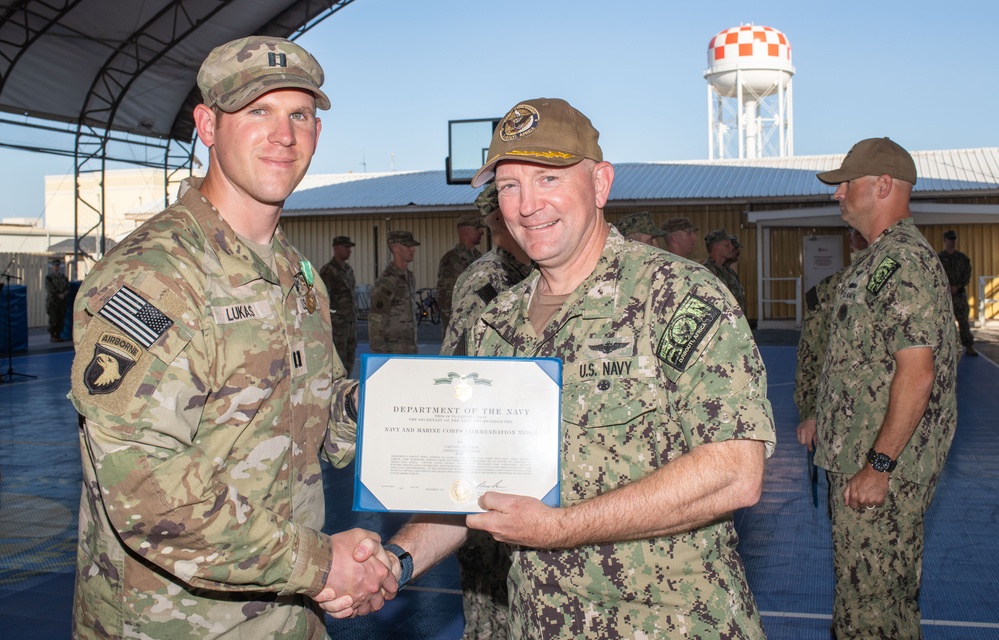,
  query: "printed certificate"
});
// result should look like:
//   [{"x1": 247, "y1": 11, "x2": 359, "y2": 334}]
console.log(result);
[{"x1": 354, "y1": 354, "x2": 562, "y2": 513}]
